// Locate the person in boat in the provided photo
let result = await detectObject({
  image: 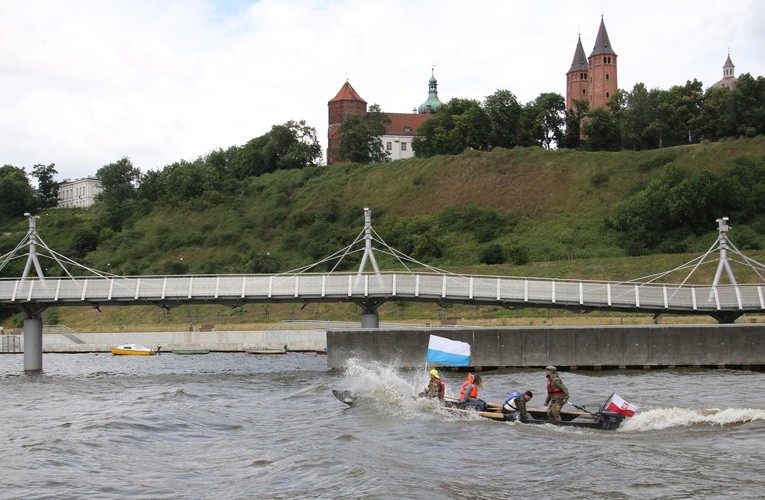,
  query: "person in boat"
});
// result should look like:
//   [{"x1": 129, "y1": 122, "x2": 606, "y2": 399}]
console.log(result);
[
  {"x1": 419, "y1": 368, "x2": 446, "y2": 400},
  {"x1": 544, "y1": 366, "x2": 569, "y2": 422},
  {"x1": 458, "y1": 372, "x2": 486, "y2": 411},
  {"x1": 502, "y1": 390, "x2": 533, "y2": 421}
]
